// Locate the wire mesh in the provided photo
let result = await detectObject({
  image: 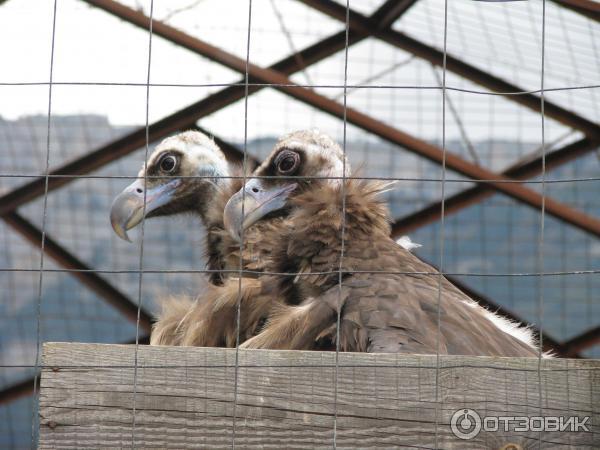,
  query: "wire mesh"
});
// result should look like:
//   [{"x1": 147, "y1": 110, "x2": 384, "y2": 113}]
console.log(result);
[{"x1": 0, "y1": 0, "x2": 598, "y2": 447}]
